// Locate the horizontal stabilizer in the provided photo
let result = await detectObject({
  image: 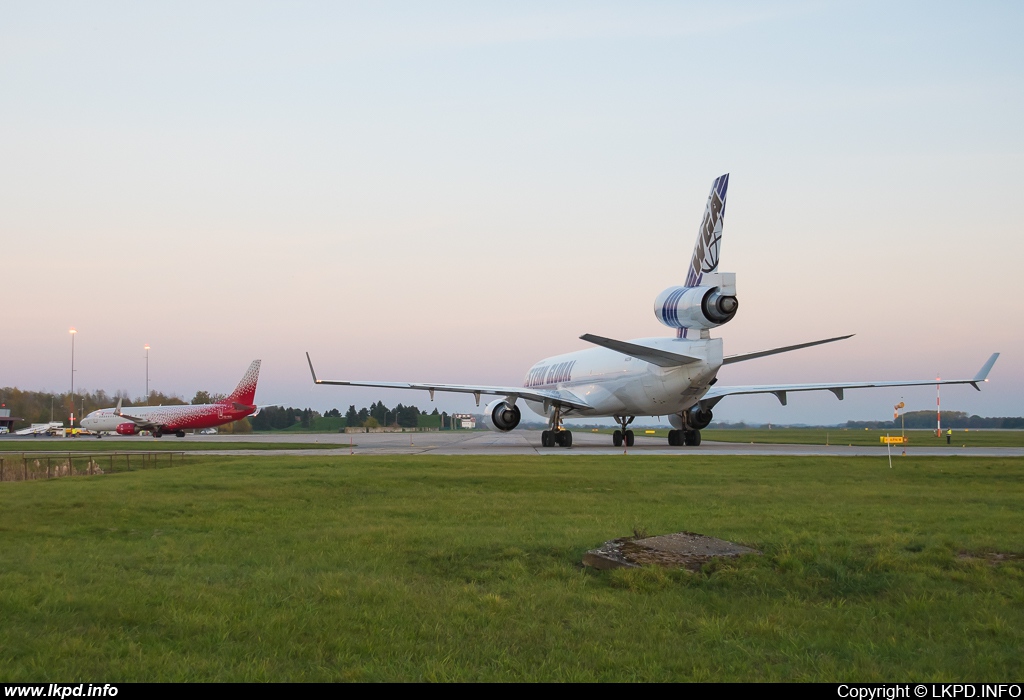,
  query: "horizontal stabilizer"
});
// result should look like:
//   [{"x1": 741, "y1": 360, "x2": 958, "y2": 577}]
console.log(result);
[
  {"x1": 579, "y1": 334, "x2": 701, "y2": 368},
  {"x1": 723, "y1": 335, "x2": 854, "y2": 365}
]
